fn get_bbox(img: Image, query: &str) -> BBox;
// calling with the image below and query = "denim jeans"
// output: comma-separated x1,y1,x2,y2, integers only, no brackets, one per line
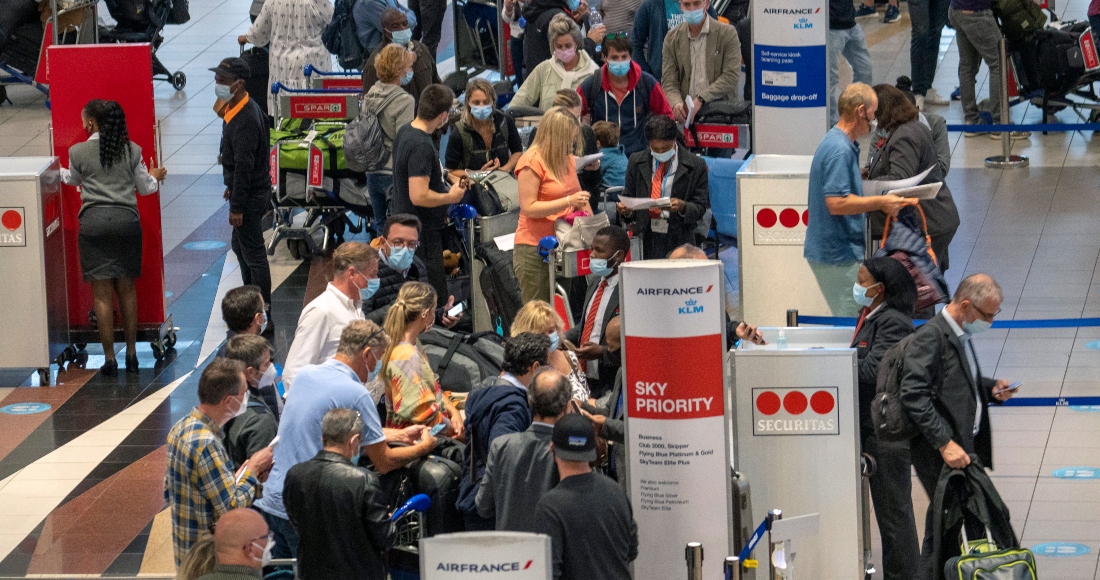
827,26,874,126
258,508,299,560
909,0,951,95
365,173,392,235
949,8,1003,123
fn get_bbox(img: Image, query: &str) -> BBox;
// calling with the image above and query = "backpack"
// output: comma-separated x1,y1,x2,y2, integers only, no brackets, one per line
871,330,943,442
345,90,402,173
322,0,364,70
467,171,519,216
992,0,1046,43
167,0,190,24
419,328,505,392
475,241,525,336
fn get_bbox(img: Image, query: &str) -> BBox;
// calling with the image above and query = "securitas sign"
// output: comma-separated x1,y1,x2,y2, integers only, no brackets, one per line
752,387,839,436
753,204,808,246
0,207,26,247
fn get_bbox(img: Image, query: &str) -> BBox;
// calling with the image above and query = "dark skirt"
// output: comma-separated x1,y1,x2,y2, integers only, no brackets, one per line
78,205,143,281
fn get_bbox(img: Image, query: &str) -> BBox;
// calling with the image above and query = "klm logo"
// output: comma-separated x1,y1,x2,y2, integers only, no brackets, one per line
794,18,812,28
678,299,704,315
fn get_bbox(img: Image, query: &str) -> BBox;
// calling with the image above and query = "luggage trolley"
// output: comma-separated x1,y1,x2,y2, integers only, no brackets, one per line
462,208,520,334
454,0,507,76
303,64,363,90
268,82,371,259
0,0,97,104
683,100,753,160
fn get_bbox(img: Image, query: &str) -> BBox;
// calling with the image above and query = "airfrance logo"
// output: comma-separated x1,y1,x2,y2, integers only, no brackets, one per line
679,299,704,315
436,561,534,572
636,285,713,296
762,7,819,13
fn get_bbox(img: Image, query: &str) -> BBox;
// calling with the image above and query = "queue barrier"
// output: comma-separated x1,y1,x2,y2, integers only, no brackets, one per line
944,122,1100,133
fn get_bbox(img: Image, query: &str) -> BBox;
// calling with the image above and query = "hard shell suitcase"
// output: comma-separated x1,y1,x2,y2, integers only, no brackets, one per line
474,242,524,336
730,469,757,580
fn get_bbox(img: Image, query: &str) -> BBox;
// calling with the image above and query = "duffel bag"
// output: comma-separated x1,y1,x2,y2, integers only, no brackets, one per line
419,328,505,392
992,0,1046,43
944,525,1037,580
270,119,349,172
1032,27,1085,95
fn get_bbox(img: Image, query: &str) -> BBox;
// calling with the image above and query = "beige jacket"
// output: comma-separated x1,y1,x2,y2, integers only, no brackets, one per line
510,50,599,111
661,16,742,108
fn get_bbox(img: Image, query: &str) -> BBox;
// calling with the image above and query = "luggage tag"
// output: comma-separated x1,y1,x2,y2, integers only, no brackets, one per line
652,217,669,234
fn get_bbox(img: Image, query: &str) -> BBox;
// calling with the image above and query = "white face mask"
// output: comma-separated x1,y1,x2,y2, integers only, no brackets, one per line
231,390,250,419
259,364,277,389
252,538,275,567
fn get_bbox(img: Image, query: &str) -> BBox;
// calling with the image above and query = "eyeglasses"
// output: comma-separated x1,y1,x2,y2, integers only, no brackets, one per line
366,328,386,347
388,239,420,251
605,32,628,39
970,303,1000,321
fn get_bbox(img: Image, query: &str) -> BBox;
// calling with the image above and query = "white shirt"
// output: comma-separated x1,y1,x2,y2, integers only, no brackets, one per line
941,310,982,435
500,372,527,391
586,273,620,379
282,283,364,392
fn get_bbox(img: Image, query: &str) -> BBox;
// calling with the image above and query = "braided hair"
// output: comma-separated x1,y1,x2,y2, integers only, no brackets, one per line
83,100,131,169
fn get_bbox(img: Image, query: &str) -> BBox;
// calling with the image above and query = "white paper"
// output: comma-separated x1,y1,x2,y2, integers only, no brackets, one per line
862,166,934,197
268,435,280,448
890,182,942,200
619,196,672,210
761,70,798,87
574,152,604,171
493,232,516,251
686,95,697,126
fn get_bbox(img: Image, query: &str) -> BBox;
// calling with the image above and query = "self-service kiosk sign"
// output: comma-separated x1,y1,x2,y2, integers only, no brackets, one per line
752,386,839,435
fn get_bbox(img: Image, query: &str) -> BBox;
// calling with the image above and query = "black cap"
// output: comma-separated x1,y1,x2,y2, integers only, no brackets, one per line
209,57,250,81
552,414,596,462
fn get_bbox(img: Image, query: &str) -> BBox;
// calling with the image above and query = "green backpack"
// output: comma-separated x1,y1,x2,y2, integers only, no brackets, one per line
992,0,1047,43
270,118,349,172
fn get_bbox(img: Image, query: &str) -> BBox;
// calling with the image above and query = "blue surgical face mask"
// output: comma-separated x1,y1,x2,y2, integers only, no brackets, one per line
590,252,619,278
361,277,380,300
651,147,675,163
385,245,415,271
214,83,233,101
963,318,992,335
567,0,581,11
401,70,414,85
391,28,413,45
471,105,494,121
368,354,383,381
548,331,561,352
852,282,876,307
683,8,706,25
351,451,361,465
608,59,631,77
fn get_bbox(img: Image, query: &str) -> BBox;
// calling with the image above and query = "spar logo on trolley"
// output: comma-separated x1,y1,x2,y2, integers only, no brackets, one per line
752,386,839,435
752,205,808,246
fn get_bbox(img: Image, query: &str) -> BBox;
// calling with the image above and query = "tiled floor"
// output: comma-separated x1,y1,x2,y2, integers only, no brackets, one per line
1,0,1100,576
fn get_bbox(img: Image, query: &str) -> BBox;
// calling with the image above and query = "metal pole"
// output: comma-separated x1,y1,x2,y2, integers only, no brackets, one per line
785,309,799,327
685,542,703,580
725,556,742,580
985,36,1029,168
766,509,782,580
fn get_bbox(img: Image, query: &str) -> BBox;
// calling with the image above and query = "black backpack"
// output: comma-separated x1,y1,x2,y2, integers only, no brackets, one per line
419,328,505,392
167,0,190,24
871,330,942,442
322,0,364,70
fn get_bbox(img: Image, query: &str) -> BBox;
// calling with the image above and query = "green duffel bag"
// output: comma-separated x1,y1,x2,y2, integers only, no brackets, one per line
270,119,348,172
944,547,1037,579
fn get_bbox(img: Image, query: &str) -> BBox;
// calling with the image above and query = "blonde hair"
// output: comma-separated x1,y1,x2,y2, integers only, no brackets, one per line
530,106,581,181
547,12,583,51
375,43,415,84
511,301,564,339
838,82,877,118
462,78,497,126
381,282,437,382
332,241,378,275
176,535,216,580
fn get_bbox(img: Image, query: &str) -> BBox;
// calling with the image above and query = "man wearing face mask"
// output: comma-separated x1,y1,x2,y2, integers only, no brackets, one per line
617,115,708,259
221,335,280,469
565,226,631,399
166,359,276,567
283,409,395,580
211,58,273,322
899,273,1016,580
217,285,283,416
804,83,918,317
457,333,552,530
361,8,441,109
661,0,742,124
256,320,436,562
194,508,273,580
282,242,379,392
577,35,674,156
354,0,418,55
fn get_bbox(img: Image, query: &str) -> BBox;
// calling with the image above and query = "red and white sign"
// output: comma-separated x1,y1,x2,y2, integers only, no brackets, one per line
270,146,280,187
622,261,731,580
682,124,746,149
753,204,809,246
307,144,324,188
752,387,839,436
320,78,364,89
422,532,550,579
1080,28,1100,71
289,95,349,119
0,207,26,247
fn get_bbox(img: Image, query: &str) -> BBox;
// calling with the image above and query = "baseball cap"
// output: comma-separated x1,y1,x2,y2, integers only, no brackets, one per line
209,58,251,81
552,414,596,462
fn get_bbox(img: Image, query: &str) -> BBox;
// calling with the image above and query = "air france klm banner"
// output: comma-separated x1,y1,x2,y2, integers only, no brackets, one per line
621,261,732,580
422,532,550,579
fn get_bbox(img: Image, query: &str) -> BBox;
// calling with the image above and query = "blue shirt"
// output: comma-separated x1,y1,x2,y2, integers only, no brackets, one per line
804,127,865,265
599,146,628,191
255,359,386,520
353,0,418,54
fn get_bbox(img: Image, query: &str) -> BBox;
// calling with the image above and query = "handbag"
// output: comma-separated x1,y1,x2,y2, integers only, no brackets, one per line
873,205,949,311
555,211,610,251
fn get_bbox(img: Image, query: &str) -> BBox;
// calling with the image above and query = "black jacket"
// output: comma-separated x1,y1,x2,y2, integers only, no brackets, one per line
457,376,532,517
564,274,621,398
929,463,1018,580
363,254,430,324
222,387,279,468
899,314,998,468
284,451,394,580
851,306,914,434
221,95,271,213
620,146,710,257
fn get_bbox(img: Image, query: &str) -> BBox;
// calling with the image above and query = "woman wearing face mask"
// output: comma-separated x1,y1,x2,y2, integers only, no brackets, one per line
445,78,524,179
511,13,599,111
577,35,674,156
511,301,589,401
362,44,418,235
866,84,960,283
850,256,922,580
381,282,465,438
61,99,167,376
237,0,333,115
514,107,593,302
523,0,605,73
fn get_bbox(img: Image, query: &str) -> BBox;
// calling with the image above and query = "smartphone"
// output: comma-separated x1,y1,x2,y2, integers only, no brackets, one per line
429,423,447,437
447,302,466,317
998,381,1023,393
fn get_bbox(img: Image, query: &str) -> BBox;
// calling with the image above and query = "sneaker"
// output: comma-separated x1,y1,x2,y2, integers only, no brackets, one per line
883,4,900,22
1011,130,1032,139
923,87,949,106
854,4,877,17
949,87,961,101
987,132,1003,139
915,94,925,111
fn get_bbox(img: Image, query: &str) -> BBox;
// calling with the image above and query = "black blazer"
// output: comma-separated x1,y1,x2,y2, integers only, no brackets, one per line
851,306,914,433
564,274,621,394
620,145,710,251
899,314,998,468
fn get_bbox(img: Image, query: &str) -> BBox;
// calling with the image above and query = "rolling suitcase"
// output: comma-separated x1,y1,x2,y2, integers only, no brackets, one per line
475,242,524,336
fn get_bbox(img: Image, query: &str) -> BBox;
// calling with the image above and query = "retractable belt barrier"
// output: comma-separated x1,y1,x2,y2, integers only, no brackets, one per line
945,122,1100,133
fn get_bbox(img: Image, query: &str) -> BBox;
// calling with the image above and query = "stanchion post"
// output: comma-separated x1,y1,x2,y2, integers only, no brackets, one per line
766,509,783,580
786,310,799,327
725,556,742,580
985,35,1029,168
685,542,703,580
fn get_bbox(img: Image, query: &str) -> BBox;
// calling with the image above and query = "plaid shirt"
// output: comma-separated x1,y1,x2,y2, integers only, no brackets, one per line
165,408,259,566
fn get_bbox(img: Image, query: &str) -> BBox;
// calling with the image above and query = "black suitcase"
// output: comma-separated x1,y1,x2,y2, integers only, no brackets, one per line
731,470,755,571
1033,27,1085,95
0,21,42,74
413,454,465,536
475,242,524,336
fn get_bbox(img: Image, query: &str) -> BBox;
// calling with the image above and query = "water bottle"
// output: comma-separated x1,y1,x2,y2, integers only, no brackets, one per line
589,10,603,52
776,329,788,350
